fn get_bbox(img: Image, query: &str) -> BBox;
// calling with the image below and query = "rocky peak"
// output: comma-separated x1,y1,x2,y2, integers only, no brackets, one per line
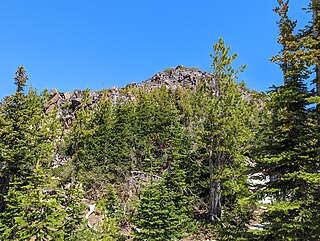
126,65,213,90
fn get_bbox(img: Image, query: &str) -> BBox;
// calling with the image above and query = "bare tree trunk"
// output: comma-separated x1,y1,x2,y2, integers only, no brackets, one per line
213,138,222,219
208,137,222,220
208,138,214,220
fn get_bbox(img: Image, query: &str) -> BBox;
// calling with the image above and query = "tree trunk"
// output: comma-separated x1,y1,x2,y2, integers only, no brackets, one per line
208,137,222,220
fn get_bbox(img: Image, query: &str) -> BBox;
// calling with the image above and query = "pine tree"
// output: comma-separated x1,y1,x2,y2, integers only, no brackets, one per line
60,91,121,191
97,184,121,220
192,39,254,228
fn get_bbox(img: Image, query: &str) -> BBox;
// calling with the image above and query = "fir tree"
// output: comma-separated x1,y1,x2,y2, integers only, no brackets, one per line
0,68,57,181
0,66,60,207
134,169,190,241
0,168,67,240
254,80,318,240
251,1,320,239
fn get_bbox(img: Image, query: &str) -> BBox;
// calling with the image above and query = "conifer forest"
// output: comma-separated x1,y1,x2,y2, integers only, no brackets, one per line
1,1,320,240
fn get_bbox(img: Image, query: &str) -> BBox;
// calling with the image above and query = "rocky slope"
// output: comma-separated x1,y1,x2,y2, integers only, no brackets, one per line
45,66,215,126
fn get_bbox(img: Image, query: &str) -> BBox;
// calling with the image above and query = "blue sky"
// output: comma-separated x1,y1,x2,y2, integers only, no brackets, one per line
0,1,310,99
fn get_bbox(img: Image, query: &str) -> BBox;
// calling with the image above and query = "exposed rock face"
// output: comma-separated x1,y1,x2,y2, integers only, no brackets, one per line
45,89,104,128
126,65,213,90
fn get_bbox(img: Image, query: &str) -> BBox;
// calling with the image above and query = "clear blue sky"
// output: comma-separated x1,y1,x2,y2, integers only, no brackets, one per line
0,0,310,99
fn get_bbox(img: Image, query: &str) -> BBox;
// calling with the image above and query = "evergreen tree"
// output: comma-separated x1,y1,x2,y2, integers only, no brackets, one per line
298,0,320,113
134,86,186,175
192,39,254,228
251,1,320,239
0,168,67,240
63,89,97,182
134,169,190,241
97,184,121,220
0,66,59,182
93,184,124,241
0,67,91,240
0,66,61,209
254,81,318,240
74,88,138,187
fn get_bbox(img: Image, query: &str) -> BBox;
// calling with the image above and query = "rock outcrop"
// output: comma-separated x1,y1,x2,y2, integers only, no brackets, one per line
45,88,103,128
126,65,213,90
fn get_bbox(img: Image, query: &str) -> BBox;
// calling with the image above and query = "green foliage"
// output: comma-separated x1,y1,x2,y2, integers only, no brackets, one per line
64,89,97,179
0,51,263,241
0,168,66,240
14,65,28,93
190,38,255,234
0,87,59,181
250,1,320,239
134,169,191,241
62,184,94,241
253,80,320,240
97,184,121,220
0,66,62,219
0,165,91,241
0,67,92,241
